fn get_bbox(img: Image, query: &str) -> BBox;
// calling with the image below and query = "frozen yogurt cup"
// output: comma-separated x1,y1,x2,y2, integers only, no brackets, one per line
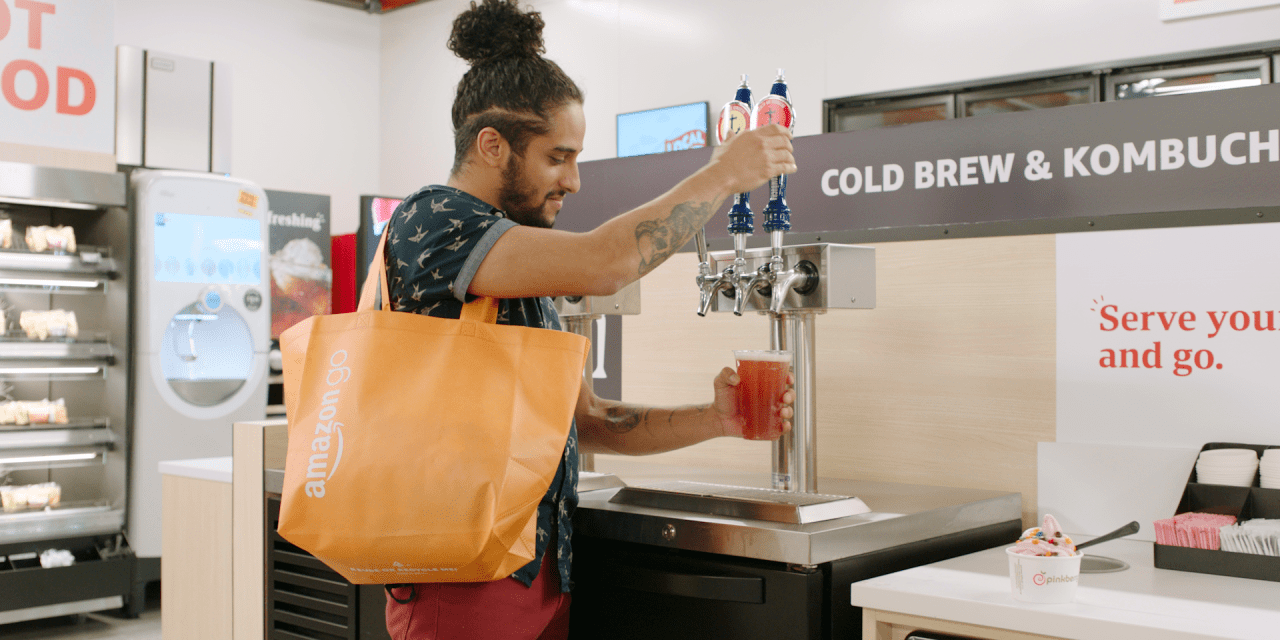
1007,514,1081,604
1011,513,1079,557
1007,548,1082,603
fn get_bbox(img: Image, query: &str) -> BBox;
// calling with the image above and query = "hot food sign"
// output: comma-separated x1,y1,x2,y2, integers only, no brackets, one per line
0,0,115,156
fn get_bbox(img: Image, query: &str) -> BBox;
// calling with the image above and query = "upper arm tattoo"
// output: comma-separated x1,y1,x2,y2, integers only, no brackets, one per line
635,200,715,276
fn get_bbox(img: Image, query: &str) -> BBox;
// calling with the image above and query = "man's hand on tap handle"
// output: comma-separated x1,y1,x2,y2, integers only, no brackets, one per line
707,124,797,196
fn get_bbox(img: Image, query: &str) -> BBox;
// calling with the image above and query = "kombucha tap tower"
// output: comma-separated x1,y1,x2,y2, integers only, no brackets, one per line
695,71,877,493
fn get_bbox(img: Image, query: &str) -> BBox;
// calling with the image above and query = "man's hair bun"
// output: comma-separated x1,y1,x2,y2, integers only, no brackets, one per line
449,0,546,66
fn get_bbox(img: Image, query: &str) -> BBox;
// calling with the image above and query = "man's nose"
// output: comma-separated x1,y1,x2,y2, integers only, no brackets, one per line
561,161,581,194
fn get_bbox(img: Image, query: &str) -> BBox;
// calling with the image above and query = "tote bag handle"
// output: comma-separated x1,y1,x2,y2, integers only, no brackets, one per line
358,226,500,322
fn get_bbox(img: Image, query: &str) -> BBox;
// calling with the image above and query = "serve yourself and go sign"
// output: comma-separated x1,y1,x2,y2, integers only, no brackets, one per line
1,0,115,155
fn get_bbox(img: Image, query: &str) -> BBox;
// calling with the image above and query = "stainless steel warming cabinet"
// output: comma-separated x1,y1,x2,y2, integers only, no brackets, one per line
569,464,1021,639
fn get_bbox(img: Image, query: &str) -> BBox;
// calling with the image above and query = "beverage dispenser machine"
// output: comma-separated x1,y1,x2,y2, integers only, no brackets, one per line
129,170,271,578
569,74,1022,640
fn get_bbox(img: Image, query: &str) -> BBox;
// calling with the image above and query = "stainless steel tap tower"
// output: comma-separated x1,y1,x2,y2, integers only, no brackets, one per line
697,71,876,493
555,283,641,490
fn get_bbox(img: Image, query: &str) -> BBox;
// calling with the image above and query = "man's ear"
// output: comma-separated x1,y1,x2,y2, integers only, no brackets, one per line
475,127,508,169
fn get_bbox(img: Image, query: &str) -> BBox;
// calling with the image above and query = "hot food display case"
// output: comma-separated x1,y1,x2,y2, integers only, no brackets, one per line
0,161,138,623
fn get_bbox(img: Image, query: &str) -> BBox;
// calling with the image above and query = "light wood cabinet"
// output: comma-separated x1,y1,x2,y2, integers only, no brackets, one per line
161,473,233,640
863,609,1065,640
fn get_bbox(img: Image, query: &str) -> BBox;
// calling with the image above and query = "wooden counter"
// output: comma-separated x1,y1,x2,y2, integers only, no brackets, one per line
159,457,233,640
231,419,288,640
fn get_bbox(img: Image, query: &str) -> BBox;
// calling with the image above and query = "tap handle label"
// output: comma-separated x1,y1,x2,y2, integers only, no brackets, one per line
756,78,793,233
720,97,754,235
753,95,794,132
717,101,752,144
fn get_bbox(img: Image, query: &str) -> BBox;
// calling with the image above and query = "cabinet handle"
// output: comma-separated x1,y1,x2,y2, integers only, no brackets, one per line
605,562,764,604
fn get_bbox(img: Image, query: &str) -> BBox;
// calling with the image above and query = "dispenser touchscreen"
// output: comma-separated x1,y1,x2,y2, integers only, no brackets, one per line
154,212,263,285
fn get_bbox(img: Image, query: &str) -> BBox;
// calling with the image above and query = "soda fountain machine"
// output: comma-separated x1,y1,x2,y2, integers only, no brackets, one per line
569,73,1023,639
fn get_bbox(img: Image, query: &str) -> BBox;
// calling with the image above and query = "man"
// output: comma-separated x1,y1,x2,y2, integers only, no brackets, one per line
382,1,797,638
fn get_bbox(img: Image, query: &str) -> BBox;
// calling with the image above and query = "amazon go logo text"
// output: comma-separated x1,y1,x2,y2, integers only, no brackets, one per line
305,350,349,498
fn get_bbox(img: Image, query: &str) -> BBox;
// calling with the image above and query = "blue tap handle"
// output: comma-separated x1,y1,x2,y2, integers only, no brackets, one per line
762,174,790,233
755,70,794,234
718,75,754,236
727,192,753,235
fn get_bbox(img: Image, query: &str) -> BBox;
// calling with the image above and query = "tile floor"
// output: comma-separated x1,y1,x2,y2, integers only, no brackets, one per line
0,584,160,640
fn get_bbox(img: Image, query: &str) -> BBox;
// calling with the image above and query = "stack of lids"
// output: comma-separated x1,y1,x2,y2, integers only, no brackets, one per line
1260,449,1280,489
1195,448,1258,487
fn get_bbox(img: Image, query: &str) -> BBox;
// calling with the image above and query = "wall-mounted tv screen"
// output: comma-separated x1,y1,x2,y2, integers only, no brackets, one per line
616,102,709,158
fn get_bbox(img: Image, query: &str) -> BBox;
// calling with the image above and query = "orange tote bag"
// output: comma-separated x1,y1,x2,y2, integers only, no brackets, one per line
276,231,588,584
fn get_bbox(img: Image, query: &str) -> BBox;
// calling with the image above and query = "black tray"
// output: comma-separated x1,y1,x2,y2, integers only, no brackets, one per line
1152,442,1280,583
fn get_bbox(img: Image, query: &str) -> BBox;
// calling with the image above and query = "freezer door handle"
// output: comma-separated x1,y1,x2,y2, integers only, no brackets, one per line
605,561,764,604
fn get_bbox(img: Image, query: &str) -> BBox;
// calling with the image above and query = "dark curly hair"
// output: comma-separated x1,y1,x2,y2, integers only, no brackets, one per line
448,0,584,175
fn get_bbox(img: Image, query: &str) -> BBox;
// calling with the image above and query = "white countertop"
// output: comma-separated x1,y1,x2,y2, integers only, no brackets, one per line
158,456,233,484
850,538,1280,640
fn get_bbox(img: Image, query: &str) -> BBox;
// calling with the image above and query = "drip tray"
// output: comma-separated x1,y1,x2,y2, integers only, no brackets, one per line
579,471,627,492
609,480,871,524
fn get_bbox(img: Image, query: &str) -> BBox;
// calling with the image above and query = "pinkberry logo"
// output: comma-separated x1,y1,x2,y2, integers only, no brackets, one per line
1033,571,1077,586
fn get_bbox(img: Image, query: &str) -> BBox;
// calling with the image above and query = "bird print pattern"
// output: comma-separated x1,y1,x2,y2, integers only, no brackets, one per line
383,184,579,592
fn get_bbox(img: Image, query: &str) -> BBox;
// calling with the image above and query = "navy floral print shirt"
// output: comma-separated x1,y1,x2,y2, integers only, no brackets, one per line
383,185,578,592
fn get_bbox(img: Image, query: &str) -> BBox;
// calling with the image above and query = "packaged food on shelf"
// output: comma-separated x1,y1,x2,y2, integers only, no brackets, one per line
0,398,69,425
24,225,77,253
19,309,78,340
0,219,11,249
39,548,75,568
0,482,62,511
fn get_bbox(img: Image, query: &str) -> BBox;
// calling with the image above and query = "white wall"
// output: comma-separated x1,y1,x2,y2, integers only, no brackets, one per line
115,0,380,235
106,0,1280,230
378,0,1280,198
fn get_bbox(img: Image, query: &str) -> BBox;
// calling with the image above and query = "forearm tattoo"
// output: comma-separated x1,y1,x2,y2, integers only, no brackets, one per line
604,405,648,434
635,200,714,276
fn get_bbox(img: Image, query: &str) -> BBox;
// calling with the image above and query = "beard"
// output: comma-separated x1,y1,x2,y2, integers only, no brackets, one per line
497,153,562,229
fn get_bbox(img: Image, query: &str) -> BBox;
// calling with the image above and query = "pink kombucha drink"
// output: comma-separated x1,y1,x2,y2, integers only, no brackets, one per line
733,350,792,440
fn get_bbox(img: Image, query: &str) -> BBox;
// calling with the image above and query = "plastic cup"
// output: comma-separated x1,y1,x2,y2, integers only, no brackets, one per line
733,350,791,441
1006,548,1082,604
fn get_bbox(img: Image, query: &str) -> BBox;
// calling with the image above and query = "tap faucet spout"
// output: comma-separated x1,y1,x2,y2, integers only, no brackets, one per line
769,261,818,314
733,263,773,315
697,266,737,317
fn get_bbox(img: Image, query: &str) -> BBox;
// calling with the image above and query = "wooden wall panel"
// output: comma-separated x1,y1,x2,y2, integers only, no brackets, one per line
602,235,1055,526
0,142,117,173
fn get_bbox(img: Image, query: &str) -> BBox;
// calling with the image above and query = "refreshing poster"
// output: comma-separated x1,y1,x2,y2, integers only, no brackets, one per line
265,189,331,339
1056,223,1280,446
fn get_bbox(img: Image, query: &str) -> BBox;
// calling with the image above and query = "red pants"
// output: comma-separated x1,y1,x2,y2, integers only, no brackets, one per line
384,550,571,640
